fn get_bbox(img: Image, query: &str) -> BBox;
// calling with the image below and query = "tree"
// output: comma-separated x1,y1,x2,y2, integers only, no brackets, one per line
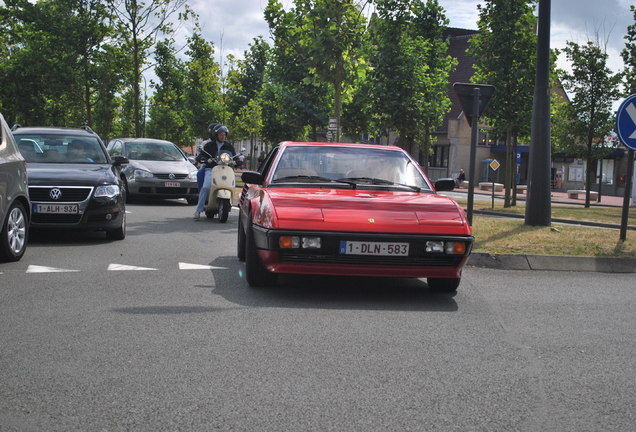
468,0,537,207
182,27,223,146
265,0,366,140
367,0,456,171
560,39,621,207
145,38,187,144
108,0,190,137
622,5,636,95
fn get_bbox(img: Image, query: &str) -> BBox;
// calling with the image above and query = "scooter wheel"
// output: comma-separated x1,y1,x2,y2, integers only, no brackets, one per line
218,199,231,223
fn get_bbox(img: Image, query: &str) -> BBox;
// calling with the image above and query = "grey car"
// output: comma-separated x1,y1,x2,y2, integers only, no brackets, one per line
0,113,30,261
107,138,198,204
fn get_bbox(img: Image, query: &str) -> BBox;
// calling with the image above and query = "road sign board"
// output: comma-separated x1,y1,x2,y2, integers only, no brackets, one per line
453,83,496,126
489,159,500,171
616,94,636,151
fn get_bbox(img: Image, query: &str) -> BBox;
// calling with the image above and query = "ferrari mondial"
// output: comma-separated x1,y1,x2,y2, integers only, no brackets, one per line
237,142,473,292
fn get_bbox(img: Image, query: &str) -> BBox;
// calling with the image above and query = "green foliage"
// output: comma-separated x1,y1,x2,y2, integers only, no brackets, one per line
468,0,537,140
559,39,622,206
366,0,455,161
264,0,366,139
622,5,636,95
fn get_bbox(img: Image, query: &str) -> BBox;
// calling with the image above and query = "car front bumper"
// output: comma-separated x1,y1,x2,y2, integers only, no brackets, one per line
252,226,474,278
127,177,198,199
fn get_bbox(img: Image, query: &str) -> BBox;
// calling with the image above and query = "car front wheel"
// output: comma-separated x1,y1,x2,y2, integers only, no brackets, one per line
0,201,29,262
237,213,246,262
245,218,277,287
106,211,126,241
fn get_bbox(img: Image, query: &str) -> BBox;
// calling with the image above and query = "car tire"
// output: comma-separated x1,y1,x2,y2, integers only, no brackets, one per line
106,211,126,241
186,197,198,205
0,201,29,262
237,213,246,262
218,199,230,223
245,218,276,287
427,277,461,292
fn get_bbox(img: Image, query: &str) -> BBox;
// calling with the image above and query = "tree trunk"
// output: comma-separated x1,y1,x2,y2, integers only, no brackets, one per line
511,136,518,206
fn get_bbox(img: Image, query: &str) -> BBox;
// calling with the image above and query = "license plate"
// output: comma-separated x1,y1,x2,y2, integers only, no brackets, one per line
164,182,181,187
339,241,409,256
34,203,79,214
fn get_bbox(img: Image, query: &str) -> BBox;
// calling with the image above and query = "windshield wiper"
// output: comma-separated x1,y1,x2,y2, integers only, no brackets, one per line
337,177,422,192
272,175,356,186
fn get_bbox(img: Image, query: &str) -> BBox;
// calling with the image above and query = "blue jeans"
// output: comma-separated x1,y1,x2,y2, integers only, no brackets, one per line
195,168,212,213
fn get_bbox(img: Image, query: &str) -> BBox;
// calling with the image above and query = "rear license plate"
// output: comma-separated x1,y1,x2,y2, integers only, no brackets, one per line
339,241,409,256
164,182,181,187
34,203,79,214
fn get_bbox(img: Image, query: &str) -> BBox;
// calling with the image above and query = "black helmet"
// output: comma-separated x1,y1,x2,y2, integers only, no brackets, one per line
207,123,219,139
214,124,229,137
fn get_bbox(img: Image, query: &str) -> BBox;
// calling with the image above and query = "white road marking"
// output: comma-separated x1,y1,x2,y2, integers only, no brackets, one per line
107,263,157,271
26,265,80,273
178,262,227,270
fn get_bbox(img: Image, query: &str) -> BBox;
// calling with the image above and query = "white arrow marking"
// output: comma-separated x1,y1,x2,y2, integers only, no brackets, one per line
627,102,636,139
178,262,227,270
107,264,157,271
26,265,80,273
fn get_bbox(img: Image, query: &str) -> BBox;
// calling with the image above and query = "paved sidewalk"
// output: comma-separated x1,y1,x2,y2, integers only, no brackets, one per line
457,184,629,207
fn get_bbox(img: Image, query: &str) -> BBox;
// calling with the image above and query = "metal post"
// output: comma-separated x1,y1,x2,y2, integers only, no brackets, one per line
466,87,480,226
525,0,552,226
620,149,634,241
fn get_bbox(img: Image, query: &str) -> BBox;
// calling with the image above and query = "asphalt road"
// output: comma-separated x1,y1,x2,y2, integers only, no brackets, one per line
1,200,635,431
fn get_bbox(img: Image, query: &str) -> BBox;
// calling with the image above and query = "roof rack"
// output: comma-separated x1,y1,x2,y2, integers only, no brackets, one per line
11,123,21,131
80,125,96,134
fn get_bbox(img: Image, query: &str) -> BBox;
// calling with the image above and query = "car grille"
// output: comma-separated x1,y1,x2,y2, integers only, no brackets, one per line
155,173,189,180
31,213,83,224
29,186,92,202
278,253,464,267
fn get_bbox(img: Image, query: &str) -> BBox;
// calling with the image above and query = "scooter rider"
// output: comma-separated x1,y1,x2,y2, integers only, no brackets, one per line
193,124,236,220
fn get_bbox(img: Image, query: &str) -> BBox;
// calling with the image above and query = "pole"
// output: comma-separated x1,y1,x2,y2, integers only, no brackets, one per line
466,87,480,226
620,149,634,241
525,0,552,226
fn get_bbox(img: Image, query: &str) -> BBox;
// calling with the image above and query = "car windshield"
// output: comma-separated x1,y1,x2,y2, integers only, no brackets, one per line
124,141,185,161
15,134,108,164
271,145,431,191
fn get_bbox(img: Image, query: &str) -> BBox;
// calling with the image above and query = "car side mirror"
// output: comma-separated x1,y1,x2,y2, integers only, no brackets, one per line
112,155,129,166
434,178,456,192
241,170,263,185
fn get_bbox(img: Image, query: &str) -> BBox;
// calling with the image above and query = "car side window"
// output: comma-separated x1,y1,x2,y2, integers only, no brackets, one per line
259,147,279,175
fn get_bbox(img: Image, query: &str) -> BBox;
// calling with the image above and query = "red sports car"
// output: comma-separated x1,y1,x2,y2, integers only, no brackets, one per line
237,142,473,291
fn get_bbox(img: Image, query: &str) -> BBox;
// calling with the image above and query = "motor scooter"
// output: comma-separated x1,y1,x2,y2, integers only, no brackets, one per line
203,151,236,223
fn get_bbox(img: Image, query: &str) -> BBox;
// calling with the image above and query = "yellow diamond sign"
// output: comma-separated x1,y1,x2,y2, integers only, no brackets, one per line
489,159,500,171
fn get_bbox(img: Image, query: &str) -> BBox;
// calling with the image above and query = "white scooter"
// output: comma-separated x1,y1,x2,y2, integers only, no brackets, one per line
203,151,236,223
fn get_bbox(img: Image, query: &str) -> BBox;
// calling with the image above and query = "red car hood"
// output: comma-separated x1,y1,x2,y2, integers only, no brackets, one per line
265,188,470,235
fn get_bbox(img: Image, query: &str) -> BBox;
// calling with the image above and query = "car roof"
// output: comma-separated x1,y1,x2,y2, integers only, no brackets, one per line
278,141,404,152
12,126,98,137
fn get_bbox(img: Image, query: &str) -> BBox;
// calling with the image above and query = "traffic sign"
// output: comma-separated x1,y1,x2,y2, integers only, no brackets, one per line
489,159,500,171
616,94,636,150
453,83,496,126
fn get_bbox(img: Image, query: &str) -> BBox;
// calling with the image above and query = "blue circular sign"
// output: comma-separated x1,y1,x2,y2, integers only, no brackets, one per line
616,94,636,151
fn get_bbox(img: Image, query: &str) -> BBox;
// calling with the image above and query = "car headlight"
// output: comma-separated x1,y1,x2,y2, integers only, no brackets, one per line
188,170,198,180
133,169,154,179
95,185,120,198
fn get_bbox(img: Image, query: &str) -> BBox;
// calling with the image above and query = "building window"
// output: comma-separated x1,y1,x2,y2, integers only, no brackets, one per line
430,145,449,168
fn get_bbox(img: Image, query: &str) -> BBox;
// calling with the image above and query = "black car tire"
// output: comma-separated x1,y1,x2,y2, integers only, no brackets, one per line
0,201,29,262
237,213,246,262
186,197,198,205
106,211,126,241
218,199,230,223
245,218,276,287
427,277,461,292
